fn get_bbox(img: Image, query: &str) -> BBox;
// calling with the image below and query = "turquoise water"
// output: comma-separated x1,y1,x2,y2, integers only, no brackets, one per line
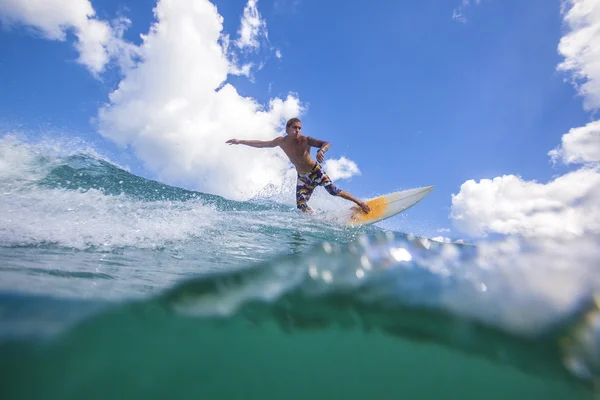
0,136,598,399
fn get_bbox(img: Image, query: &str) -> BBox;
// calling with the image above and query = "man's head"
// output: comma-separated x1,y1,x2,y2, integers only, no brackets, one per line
286,118,302,137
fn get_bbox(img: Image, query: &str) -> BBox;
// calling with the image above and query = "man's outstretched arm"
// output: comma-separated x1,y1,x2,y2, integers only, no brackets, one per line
226,137,282,148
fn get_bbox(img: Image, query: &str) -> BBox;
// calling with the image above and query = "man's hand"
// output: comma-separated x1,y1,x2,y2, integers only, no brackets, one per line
350,201,371,215
226,139,240,145
359,201,370,214
316,149,325,163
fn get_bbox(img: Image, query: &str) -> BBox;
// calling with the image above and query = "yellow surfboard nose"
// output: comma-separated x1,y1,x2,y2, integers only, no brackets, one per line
344,186,434,226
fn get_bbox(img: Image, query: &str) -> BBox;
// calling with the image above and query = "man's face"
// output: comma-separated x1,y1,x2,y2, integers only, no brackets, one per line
286,122,302,137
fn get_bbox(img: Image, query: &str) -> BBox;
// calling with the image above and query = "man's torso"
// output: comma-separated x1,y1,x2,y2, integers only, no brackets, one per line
278,135,316,174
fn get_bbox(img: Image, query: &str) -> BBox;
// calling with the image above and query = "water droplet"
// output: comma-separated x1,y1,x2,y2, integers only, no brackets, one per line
390,247,412,262
360,255,372,270
308,264,318,279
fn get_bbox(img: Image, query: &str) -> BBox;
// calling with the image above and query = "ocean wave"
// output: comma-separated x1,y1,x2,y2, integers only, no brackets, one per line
0,136,355,251
1,136,599,398
1,231,599,395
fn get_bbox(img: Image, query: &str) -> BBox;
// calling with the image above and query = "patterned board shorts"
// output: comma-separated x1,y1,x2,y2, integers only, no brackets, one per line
296,163,342,211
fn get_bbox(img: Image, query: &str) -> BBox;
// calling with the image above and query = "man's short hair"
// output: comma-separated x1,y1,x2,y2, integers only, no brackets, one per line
286,118,301,128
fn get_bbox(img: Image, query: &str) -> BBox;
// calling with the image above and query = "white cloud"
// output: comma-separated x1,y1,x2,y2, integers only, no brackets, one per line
96,0,358,202
549,120,600,165
323,157,361,181
450,0,600,241
450,169,600,238
219,0,279,79
0,0,93,40
0,0,360,204
229,62,254,78
557,0,600,111
0,0,137,75
235,0,267,51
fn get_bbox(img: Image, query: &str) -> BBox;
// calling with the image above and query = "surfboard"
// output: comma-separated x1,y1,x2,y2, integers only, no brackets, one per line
338,185,434,226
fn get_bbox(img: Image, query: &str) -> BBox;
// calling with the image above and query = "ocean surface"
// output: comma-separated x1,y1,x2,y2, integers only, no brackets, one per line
1,135,599,399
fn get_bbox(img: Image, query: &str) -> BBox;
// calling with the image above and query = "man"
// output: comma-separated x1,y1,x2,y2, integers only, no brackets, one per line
226,118,370,214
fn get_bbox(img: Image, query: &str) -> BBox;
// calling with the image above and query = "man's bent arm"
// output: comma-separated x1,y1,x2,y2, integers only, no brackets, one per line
307,137,331,152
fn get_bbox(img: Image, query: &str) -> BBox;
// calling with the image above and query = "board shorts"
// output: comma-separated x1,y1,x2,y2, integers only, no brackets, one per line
296,163,342,211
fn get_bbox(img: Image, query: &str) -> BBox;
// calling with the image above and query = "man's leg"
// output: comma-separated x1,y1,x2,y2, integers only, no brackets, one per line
296,176,315,213
319,172,370,214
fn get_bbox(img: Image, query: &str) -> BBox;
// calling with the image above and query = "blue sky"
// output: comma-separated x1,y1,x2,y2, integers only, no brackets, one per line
1,0,599,242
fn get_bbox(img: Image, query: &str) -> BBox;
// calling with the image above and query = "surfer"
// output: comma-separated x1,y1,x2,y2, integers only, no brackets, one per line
226,118,370,214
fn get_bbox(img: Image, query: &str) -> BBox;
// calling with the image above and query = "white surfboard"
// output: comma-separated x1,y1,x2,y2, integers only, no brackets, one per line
334,185,434,226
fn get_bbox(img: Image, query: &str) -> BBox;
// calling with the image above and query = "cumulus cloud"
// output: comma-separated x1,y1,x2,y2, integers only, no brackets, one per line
450,0,600,240
96,0,360,202
557,0,600,111
0,0,94,41
323,157,360,181
0,0,362,203
450,169,600,237
97,0,294,200
0,0,137,75
549,120,600,165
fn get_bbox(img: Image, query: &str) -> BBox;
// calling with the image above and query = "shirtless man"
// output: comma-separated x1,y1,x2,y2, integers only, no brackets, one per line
226,118,370,214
